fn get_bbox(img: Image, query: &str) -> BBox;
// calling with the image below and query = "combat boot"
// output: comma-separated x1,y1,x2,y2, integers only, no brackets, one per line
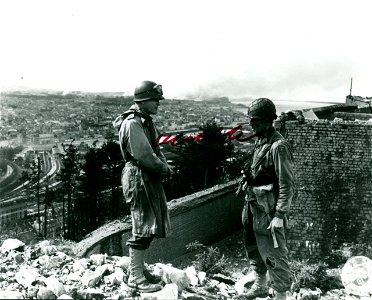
143,263,162,284
127,247,162,293
235,271,269,299
141,249,162,284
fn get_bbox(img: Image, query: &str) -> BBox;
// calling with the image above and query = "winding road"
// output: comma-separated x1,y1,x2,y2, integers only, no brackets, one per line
0,151,61,203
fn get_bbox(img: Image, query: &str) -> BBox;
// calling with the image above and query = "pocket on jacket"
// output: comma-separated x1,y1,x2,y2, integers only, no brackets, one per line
121,166,142,204
253,184,276,215
251,203,272,235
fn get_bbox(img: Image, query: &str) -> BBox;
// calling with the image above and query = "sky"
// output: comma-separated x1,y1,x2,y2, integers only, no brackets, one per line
1,0,371,102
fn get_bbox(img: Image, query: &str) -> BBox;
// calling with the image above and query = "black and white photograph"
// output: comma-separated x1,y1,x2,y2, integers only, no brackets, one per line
1,1,371,299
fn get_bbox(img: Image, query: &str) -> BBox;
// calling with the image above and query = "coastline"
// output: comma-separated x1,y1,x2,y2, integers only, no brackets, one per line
231,99,344,114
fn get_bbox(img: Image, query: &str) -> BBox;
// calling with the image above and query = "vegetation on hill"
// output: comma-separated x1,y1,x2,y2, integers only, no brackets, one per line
3,120,250,242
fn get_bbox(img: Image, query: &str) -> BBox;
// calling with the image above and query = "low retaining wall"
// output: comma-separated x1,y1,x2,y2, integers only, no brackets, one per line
74,181,244,263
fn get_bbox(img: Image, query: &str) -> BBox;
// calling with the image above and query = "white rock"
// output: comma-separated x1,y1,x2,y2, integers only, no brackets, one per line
67,272,82,282
234,271,256,295
73,259,88,272
1,239,25,253
94,264,110,279
56,251,67,260
81,269,100,288
45,275,66,297
154,263,191,292
0,290,24,299
115,256,130,270
37,286,57,299
38,254,50,265
26,286,39,298
44,256,64,269
197,271,207,286
37,240,51,248
103,268,124,286
185,266,198,286
41,245,58,256
57,294,74,300
6,271,15,277
15,265,40,287
141,283,178,300
185,266,197,276
77,288,104,300
217,281,228,291
90,254,106,266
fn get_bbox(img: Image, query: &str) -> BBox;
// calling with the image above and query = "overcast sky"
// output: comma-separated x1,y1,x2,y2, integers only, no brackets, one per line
1,0,371,102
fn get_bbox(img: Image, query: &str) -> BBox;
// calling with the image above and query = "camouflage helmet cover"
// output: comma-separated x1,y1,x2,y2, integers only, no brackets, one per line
247,98,277,121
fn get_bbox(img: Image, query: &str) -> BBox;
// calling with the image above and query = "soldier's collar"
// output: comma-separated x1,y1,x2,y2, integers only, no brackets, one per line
137,111,152,125
257,127,275,145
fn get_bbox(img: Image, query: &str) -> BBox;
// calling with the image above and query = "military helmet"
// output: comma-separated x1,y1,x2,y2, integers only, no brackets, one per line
247,98,277,121
134,80,164,102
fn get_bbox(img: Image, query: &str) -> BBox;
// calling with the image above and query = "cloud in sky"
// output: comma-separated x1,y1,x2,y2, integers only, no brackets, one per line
1,0,371,101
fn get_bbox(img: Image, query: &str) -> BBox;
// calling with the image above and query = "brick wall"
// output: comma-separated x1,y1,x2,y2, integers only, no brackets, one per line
283,119,372,259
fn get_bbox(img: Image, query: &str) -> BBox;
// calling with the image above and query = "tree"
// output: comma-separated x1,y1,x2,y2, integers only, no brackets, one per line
198,120,235,186
0,145,23,162
101,141,126,220
58,143,80,240
78,145,105,235
42,175,53,237
166,120,236,199
21,154,43,236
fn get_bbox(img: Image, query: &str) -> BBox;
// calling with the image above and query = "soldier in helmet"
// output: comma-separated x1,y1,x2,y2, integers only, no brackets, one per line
113,80,171,293
237,98,294,300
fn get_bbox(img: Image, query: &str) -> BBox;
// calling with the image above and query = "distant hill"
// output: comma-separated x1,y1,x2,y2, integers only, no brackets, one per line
1,86,129,98
230,96,254,103
1,86,63,95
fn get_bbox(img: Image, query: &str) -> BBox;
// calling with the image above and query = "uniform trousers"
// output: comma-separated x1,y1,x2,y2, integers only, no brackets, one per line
127,235,154,250
242,200,292,292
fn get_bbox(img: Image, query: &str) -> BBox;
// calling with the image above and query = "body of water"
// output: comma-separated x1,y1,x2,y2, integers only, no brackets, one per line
231,100,345,115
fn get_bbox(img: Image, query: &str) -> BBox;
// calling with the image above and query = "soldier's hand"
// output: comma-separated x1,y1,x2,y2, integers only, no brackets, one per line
168,165,174,176
267,217,284,230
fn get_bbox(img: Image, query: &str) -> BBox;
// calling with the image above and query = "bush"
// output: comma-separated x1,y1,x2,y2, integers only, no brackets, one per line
325,242,372,268
324,245,353,268
290,260,343,293
186,240,228,275
348,242,372,260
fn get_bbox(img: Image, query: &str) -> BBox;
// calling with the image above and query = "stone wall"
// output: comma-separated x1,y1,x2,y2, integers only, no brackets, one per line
74,181,244,263
284,119,372,259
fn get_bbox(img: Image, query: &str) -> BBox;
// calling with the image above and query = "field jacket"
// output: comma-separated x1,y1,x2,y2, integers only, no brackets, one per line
113,105,171,238
248,127,294,219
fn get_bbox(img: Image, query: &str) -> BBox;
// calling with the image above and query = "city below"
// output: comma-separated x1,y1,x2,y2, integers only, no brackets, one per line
0,88,249,230
0,87,354,232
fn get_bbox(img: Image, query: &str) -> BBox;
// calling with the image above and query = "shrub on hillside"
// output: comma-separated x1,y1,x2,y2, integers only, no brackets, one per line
290,260,343,293
325,242,372,268
186,240,228,275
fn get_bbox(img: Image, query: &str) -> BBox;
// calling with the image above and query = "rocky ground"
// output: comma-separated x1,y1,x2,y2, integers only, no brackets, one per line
0,231,371,299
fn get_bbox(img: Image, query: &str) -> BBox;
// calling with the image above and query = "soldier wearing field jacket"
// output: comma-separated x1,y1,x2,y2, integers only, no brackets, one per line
238,98,295,300
113,80,171,293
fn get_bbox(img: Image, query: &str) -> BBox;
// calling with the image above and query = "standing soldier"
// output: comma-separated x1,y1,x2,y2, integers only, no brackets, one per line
113,80,171,293
238,98,295,300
